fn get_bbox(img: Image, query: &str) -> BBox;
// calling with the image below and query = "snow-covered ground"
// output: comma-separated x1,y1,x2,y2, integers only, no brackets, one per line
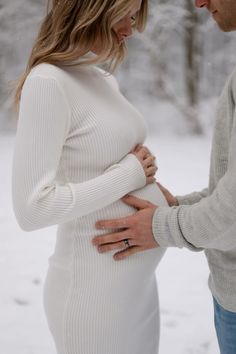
0,131,220,354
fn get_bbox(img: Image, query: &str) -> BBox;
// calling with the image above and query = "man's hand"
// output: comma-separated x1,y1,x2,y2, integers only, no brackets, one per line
92,195,159,261
157,182,179,207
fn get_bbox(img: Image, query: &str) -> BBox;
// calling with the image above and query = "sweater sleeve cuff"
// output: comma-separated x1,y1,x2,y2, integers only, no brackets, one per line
152,206,182,247
152,206,199,251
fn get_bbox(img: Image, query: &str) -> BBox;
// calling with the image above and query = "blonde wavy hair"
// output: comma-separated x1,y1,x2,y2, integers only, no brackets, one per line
14,0,148,109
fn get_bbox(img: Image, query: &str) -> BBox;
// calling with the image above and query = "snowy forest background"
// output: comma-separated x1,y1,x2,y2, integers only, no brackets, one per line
1,0,236,134
1,1,236,354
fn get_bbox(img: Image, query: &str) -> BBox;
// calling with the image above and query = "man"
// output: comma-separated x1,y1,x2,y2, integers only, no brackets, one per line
92,1,236,353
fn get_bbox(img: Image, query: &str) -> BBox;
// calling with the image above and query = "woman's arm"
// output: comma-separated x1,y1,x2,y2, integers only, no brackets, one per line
12,75,149,232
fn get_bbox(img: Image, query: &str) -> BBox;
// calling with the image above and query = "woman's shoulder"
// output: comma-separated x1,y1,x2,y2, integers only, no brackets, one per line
25,63,82,97
27,63,98,87
20,64,68,103
24,63,121,99
27,63,67,82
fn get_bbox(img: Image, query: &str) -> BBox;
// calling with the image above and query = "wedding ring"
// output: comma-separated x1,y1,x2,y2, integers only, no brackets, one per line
124,239,130,247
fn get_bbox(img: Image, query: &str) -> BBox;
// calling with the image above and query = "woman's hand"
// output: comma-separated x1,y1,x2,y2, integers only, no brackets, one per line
131,145,157,184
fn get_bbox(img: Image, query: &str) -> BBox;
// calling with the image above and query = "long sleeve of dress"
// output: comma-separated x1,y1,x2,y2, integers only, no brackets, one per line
12,75,146,231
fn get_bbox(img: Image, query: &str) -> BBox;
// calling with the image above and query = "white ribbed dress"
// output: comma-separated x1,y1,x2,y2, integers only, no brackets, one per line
12,63,168,354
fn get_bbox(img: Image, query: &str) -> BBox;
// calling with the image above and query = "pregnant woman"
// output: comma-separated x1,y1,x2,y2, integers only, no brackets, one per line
12,0,168,353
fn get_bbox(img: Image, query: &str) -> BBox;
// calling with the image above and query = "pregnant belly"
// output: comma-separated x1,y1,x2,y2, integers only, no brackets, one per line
83,183,167,268
54,183,167,272
130,182,168,207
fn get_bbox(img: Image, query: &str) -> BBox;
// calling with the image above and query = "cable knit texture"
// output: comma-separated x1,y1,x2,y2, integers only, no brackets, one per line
152,67,236,312
12,63,168,354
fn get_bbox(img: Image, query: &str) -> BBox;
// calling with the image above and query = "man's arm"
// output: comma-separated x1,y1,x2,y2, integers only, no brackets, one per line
154,107,236,251
157,182,208,206
176,188,208,205
153,170,236,251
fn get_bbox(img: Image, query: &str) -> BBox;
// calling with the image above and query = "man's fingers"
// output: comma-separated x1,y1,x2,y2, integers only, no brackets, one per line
98,241,126,253
113,246,141,261
121,195,151,210
97,239,134,253
92,231,130,246
95,215,132,230
156,182,166,192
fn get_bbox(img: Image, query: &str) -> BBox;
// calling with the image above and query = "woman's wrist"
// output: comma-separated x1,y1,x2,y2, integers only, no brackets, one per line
105,153,146,190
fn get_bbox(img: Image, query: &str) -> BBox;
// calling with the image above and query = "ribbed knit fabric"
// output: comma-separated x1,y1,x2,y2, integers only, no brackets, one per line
12,63,168,354
152,67,236,312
